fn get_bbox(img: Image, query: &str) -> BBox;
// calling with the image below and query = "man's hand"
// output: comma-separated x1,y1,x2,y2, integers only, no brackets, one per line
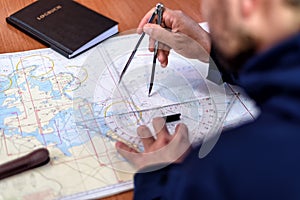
115,117,192,171
137,8,211,67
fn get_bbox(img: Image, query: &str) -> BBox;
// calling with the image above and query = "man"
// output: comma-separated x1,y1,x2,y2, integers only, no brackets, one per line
116,0,300,199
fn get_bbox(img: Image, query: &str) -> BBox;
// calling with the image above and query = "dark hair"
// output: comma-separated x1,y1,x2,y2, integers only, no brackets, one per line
286,0,300,6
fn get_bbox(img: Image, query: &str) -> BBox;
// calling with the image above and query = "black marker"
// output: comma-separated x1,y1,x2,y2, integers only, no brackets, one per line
164,113,181,123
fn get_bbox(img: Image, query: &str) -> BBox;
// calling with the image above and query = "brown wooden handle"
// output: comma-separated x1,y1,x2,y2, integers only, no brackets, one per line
0,148,50,180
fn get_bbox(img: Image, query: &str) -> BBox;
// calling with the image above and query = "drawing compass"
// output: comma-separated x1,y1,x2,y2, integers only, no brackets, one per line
118,3,165,97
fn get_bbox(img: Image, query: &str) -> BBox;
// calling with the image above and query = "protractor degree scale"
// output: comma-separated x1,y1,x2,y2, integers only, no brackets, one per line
102,97,219,151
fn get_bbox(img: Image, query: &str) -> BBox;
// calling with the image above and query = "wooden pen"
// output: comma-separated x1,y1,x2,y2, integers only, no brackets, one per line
0,148,50,180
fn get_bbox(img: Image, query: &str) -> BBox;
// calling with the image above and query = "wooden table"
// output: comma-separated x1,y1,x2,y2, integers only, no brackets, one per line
0,0,203,199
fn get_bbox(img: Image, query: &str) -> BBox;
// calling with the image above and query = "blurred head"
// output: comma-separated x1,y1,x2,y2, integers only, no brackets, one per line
202,0,300,72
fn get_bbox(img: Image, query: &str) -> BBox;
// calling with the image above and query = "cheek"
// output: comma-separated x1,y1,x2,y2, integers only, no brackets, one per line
201,4,209,21
201,0,213,22
210,24,237,58
207,15,236,56
203,1,247,58
208,14,228,45
204,4,226,34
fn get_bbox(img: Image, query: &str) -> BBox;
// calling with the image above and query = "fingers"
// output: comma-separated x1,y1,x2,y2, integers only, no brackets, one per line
115,121,191,170
152,117,170,141
171,123,191,162
115,141,143,170
115,141,139,153
115,141,138,163
148,40,170,67
137,125,155,149
174,123,189,140
144,24,175,48
158,49,170,67
137,7,173,34
137,8,180,67
145,24,171,67
137,8,156,34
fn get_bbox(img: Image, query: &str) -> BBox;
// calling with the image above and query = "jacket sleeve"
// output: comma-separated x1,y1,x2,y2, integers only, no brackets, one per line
133,163,181,200
133,148,226,200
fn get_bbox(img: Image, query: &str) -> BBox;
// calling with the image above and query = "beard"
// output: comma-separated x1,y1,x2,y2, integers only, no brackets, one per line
210,28,258,74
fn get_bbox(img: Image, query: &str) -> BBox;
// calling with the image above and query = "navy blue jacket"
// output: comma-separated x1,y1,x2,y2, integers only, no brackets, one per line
134,33,300,200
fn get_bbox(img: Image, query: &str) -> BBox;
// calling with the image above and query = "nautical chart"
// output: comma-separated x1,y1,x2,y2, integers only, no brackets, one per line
0,33,259,199
74,33,233,153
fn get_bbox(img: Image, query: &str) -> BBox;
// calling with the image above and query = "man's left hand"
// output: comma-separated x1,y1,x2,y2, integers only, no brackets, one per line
115,117,192,171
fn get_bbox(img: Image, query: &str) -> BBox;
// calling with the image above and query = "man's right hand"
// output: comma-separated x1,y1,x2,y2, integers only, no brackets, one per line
137,7,211,67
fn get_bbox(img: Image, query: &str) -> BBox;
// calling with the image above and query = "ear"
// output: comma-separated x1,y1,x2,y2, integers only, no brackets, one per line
241,0,257,18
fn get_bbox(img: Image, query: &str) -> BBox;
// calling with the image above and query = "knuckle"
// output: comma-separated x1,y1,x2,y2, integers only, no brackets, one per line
174,10,184,16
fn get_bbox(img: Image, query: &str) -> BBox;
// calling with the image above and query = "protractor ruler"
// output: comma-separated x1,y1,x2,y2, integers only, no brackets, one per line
101,96,231,151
